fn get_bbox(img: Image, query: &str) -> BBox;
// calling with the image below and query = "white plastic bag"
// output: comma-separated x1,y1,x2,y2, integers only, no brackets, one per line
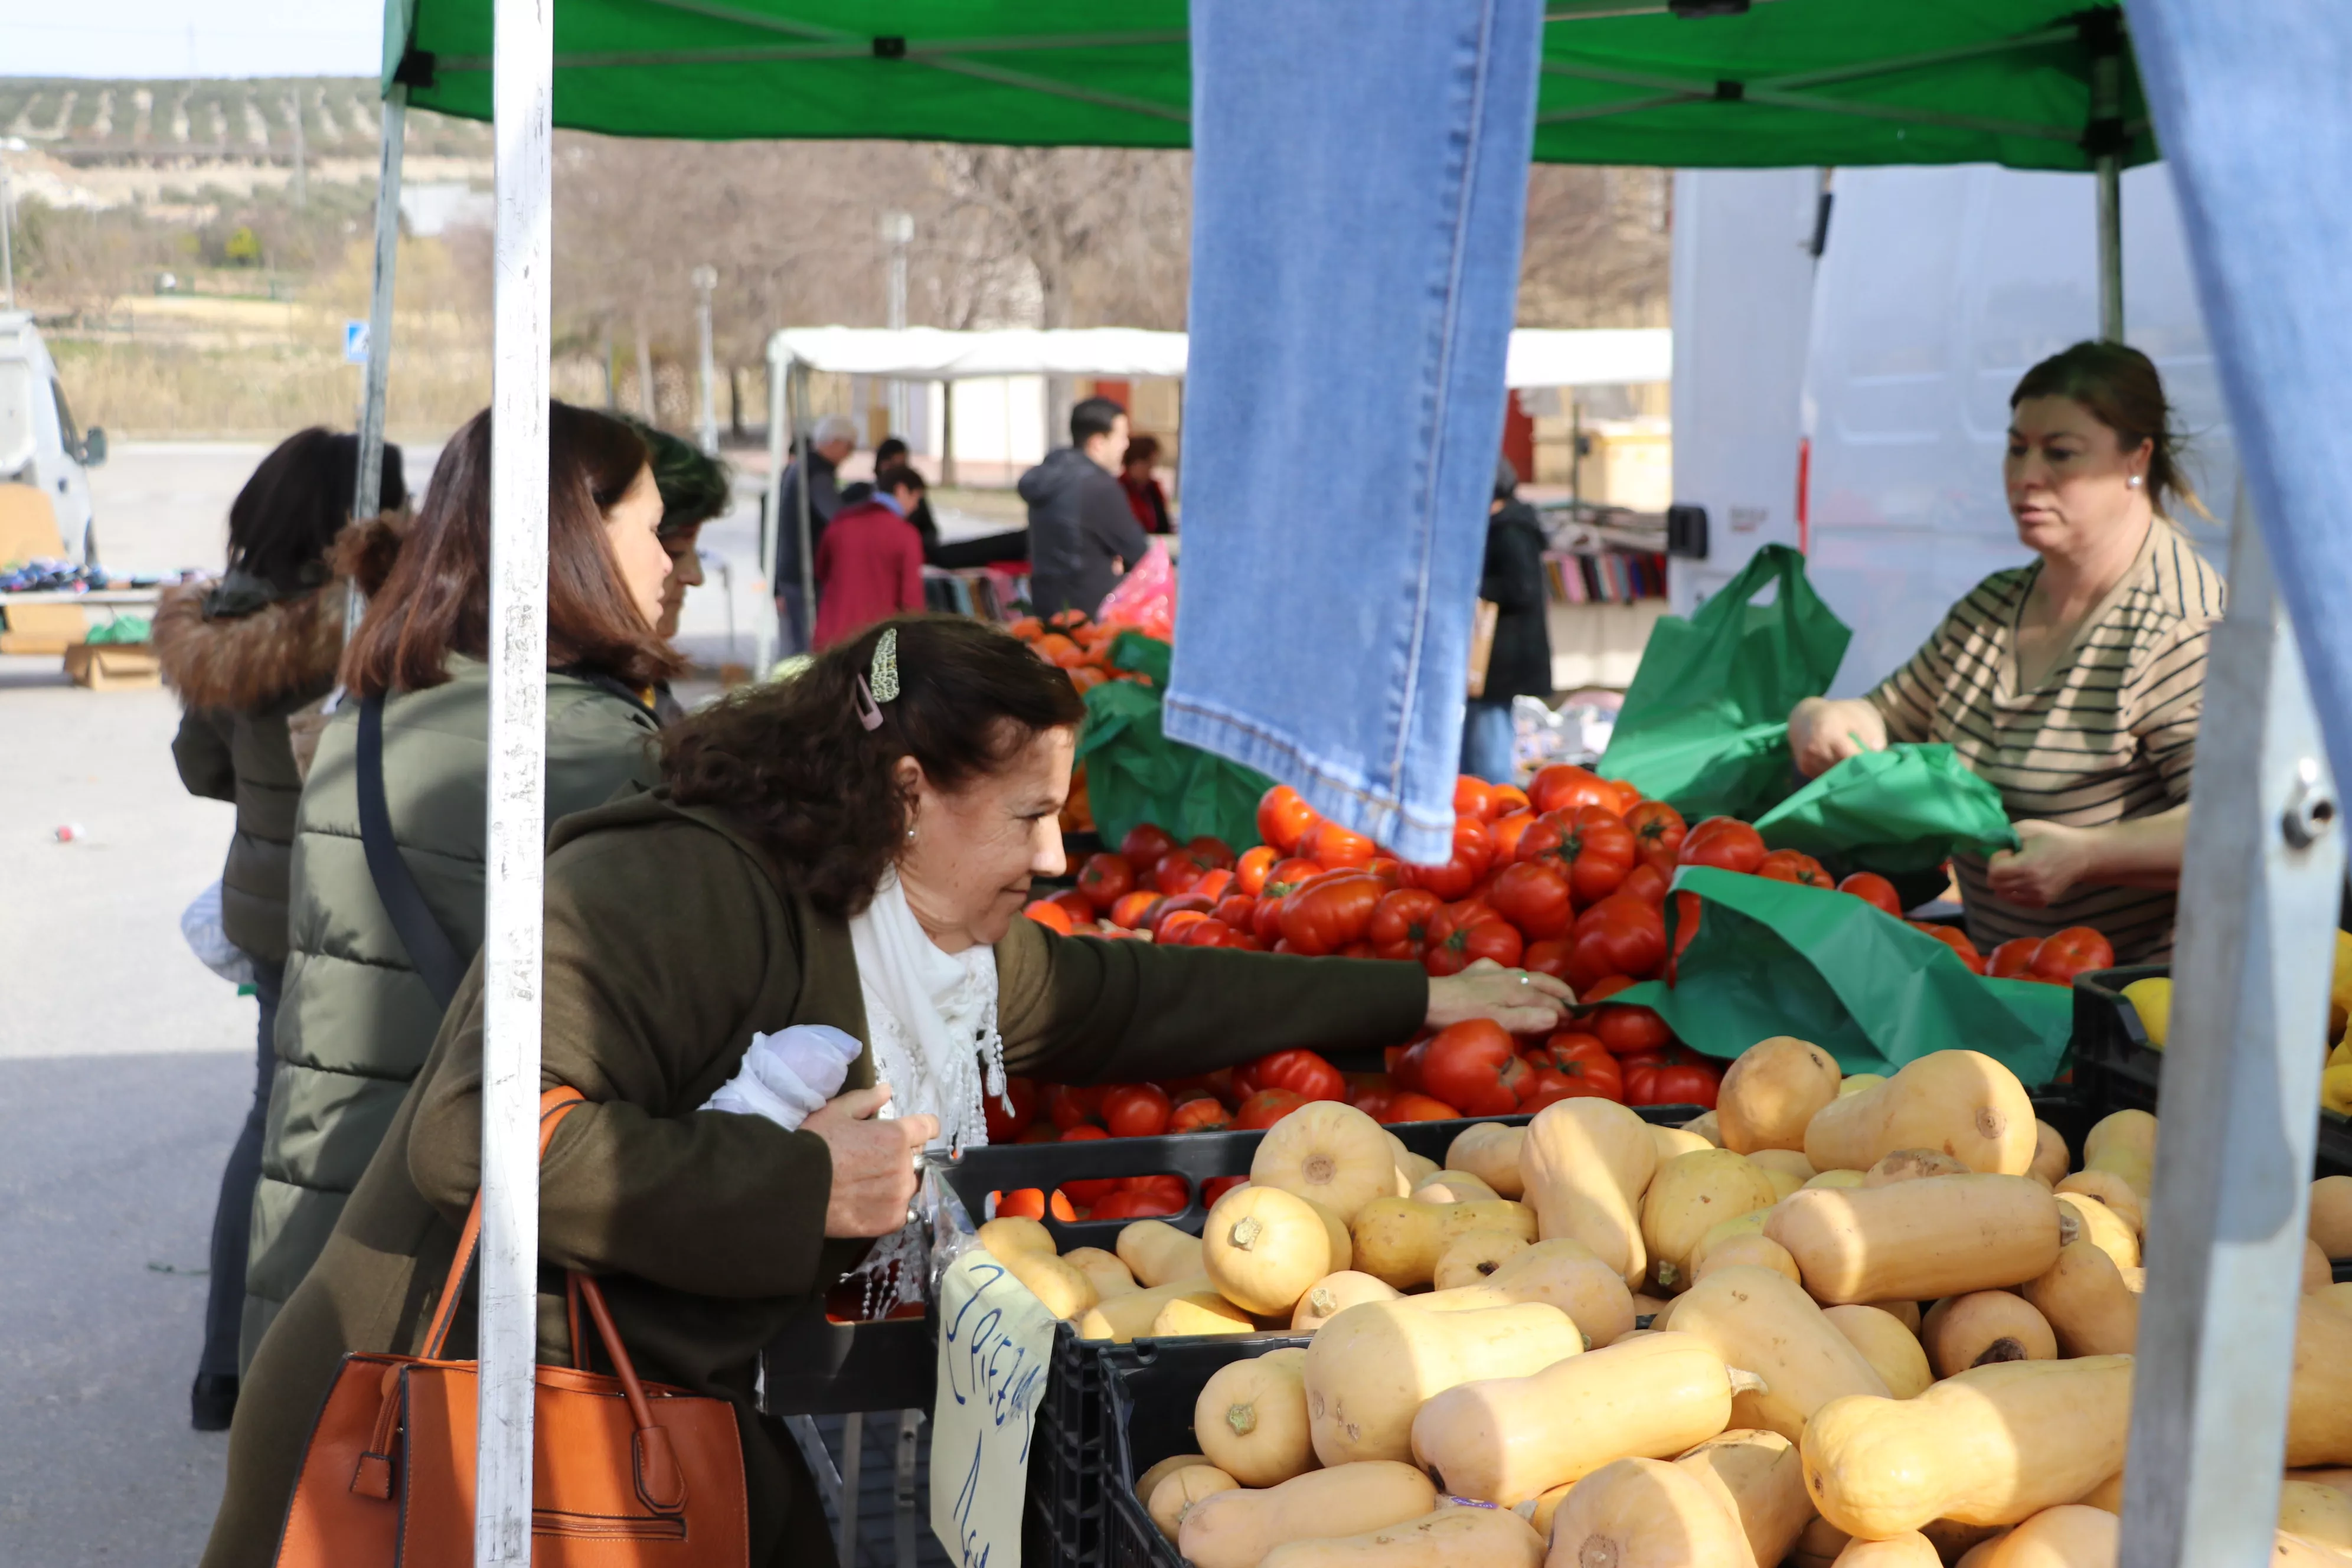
181,880,258,986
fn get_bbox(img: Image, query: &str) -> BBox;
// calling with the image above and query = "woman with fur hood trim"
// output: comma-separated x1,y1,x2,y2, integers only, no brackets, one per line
154,428,407,1433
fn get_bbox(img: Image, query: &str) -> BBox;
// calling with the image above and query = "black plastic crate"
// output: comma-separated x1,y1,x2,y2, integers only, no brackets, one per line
1100,1337,1318,1568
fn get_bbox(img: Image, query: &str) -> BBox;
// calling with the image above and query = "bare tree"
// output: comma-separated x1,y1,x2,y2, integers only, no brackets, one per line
1517,165,1672,328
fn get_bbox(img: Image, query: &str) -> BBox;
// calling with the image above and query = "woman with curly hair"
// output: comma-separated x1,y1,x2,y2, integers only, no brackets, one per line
200,613,1574,1567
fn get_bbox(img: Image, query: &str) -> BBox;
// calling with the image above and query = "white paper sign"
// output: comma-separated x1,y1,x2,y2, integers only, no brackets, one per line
930,1249,1056,1568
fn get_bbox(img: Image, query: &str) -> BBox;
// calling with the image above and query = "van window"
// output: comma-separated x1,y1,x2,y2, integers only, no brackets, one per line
0,360,34,478
50,379,81,453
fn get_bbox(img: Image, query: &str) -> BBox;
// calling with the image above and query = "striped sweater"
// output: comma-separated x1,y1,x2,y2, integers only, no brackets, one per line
1866,520,2224,963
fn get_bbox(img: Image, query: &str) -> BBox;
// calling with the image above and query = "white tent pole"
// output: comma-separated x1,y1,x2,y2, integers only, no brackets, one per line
2090,22,2124,341
476,0,553,1557
354,84,407,525
757,332,788,675
793,362,815,641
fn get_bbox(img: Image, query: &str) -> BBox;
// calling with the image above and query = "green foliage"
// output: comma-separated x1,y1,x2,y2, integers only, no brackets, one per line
224,226,263,266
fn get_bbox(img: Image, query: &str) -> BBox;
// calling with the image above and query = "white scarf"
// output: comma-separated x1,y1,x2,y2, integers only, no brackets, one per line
847,869,1008,1155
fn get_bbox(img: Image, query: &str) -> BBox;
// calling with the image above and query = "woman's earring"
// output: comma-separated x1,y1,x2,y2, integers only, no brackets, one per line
906,826,917,842
2128,475,2144,489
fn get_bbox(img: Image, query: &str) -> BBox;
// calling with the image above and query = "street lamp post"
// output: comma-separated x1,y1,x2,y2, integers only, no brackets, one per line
693,263,720,456
880,211,912,440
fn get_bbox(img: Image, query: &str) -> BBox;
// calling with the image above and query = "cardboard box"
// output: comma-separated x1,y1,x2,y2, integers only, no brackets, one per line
63,642,161,690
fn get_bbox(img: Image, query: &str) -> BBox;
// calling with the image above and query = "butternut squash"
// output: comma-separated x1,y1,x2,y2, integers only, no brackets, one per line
1433,1229,1531,1290
1351,1197,1538,1289
1799,1355,2137,1537
1807,1169,1869,1191
2289,1468,2352,1498
2075,1472,2122,1513
1921,1291,2057,1378
2311,1175,2352,1262
1257,1503,1545,1568
1521,1097,1660,1288
2029,1121,2071,1189
1195,1347,1315,1487
2289,1290,2352,1466
2273,1530,2352,1567
1974,1504,2118,1567
1691,1207,1776,1270
1203,1185,1334,1316
1117,1220,1204,1288
1871,1299,1923,1333
1154,1294,1258,1337
1831,1536,1942,1568
1822,1304,1932,1399
1415,1170,1502,1204
1795,1515,1855,1568
1389,1133,1439,1190
1077,1273,1219,1342
2054,1171,2144,1239
1765,1174,2063,1305
1642,1148,1782,1293
1178,1461,1439,1568
1804,1051,2036,1175
1446,1122,1526,1199
1002,1252,1099,1319
1062,1246,1139,1299
1864,1148,1971,1186
1292,1270,1403,1332
1546,1457,1758,1567
1696,1233,1804,1288
2307,1238,2334,1295
1840,1073,1887,1098
1954,1533,2013,1568
2056,1195,2139,1272
1304,1299,1584,1465
1253,1102,1404,1222
1416,1237,1638,1348
2020,1241,2141,1358
1720,1034,1843,1154
1928,1517,2010,1560
2081,1110,2156,1201
1652,1124,1716,1163
1410,1329,1739,1504
2279,1481,2352,1551
978,1215,1057,1262
1684,1109,1724,1146
1665,1265,1890,1442
1674,1428,1814,1568
1750,1147,1819,1195
1148,1464,1238,1541
1134,1451,1210,1504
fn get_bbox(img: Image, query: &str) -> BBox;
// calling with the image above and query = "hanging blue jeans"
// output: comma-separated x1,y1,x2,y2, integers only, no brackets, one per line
1164,0,1541,865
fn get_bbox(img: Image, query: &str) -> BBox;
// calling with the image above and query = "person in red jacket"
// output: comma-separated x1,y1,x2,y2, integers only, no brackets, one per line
814,463,927,648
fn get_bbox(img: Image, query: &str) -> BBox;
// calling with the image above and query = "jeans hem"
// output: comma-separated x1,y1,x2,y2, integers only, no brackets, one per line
1164,690,1456,863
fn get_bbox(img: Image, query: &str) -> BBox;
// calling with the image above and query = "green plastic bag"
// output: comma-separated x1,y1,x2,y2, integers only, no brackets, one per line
1075,632,1274,852
1752,744,2021,874
1606,867,2070,1083
1598,544,1850,822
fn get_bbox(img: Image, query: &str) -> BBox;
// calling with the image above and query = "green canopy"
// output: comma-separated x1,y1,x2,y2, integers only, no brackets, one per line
384,0,2152,172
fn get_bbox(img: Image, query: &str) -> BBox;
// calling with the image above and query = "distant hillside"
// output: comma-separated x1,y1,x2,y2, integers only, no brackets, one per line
0,77,488,164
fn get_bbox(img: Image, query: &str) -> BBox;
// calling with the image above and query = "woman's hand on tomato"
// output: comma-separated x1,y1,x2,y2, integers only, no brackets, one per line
1417,1020,1530,1116
1256,785,1318,855
1424,958,1574,1035
1250,1048,1346,1103
1423,904,1524,976
1678,816,1767,875
1370,887,1445,962
1986,820,2094,909
1837,871,1904,918
1101,1083,1172,1138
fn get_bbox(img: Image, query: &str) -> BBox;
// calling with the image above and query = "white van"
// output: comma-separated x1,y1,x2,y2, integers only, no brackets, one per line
0,311,106,561
1668,162,2235,697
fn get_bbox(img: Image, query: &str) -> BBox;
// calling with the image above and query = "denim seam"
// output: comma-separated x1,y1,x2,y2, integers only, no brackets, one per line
1163,691,1457,841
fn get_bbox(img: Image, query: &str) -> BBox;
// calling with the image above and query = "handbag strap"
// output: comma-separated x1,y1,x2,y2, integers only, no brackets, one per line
356,692,469,1010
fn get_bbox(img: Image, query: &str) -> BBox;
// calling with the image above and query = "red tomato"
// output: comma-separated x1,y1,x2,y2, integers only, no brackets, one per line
1182,918,1247,948
1592,1002,1675,1057
1300,818,1377,871
1487,860,1573,940
1211,894,1259,931
1625,1059,1721,1109
1582,974,1635,1002
991,1187,1077,1222
1233,1087,1309,1129
1075,852,1136,913
1454,776,1494,821
1083,1189,1155,1220
1553,814,1638,904
1252,894,1289,945
1168,1097,1231,1133
1912,921,1988,974
1529,764,1615,817
1252,1049,1346,1103
1988,936,2043,979
1391,1037,1432,1094
1423,904,1525,977
1521,937,1575,981
1488,811,1539,863
1619,861,1669,907
1351,1088,1396,1121
984,1076,1039,1144
1402,817,1495,901
1486,784,1531,822
1837,871,1905,918
1524,1031,1625,1100
1187,836,1237,870
1418,1019,1531,1116
1605,780,1644,817
1678,816,1768,876
1154,850,1216,896
1158,910,1212,943
1257,785,1318,855
1018,1123,1060,1144
1149,894,1215,938
1279,873,1387,956
1045,1083,1105,1131
2031,926,2115,985
1201,1175,1249,1207
1108,890,1164,931
1234,844,1280,896
1023,899,1074,936
1564,894,1668,989
1056,1124,1120,1204
1625,801,1688,877
1190,868,1236,903
1120,823,1178,873
1379,1092,1465,1123
1048,888,1097,923
1264,857,1324,897
1756,848,1832,887
1370,887,1446,963
1102,1084,1173,1138
1122,1174,1190,1214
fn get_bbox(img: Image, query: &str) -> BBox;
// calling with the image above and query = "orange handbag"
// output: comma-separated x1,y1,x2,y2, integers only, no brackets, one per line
273,1089,749,1566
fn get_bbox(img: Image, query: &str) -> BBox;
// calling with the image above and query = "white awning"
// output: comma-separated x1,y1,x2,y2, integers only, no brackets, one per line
766,325,1670,388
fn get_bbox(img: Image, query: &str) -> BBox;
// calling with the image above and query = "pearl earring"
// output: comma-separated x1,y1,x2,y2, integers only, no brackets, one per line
2128,475,2143,489
906,827,917,841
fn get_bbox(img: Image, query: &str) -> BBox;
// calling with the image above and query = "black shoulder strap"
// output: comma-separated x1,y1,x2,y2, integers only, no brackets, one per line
357,692,468,1009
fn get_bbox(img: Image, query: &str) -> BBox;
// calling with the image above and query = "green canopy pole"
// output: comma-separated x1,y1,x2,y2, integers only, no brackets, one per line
2089,11,2127,340
354,85,406,530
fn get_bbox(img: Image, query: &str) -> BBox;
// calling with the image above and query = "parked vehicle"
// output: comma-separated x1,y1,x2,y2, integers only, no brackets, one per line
0,310,106,560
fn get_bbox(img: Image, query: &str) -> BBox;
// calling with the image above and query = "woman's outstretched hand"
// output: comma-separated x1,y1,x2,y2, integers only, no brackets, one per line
1426,958,1574,1037
803,1084,939,1238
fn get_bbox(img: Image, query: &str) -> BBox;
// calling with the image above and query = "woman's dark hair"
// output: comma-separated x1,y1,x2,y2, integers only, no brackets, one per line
663,614,1087,916
874,437,910,468
341,401,682,697
1123,434,1161,469
228,428,406,595
622,418,734,538
2011,341,2206,518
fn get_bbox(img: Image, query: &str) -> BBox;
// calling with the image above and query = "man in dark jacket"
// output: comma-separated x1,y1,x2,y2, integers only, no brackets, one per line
1463,458,1554,783
772,414,855,653
1018,396,1149,618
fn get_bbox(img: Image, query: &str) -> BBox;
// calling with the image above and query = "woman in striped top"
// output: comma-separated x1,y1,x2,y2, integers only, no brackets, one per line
1788,342,2223,962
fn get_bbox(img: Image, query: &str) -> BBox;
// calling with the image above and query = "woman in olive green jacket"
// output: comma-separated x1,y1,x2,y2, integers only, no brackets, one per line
202,615,1572,1567
240,403,680,1372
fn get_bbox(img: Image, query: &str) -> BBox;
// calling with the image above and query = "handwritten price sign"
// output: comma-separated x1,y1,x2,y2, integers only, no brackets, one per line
930,1249,1055,1567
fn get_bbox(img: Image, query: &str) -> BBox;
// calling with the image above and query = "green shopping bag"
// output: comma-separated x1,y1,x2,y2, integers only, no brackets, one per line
1605,867,2070,1084
1598,544,1851,822
1075,633,1274,851
1752,744,2021,874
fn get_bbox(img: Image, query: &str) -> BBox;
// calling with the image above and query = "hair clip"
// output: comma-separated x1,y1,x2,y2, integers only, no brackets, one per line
871,627,901,704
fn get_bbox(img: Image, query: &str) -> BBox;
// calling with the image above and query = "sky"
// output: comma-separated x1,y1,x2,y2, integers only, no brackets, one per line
2,0,384,79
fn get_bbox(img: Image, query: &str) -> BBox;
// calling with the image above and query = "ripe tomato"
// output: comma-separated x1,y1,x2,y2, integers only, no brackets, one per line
1379,1092,1465,1123
1530,764,1615,817
1234,844,1280,896
1605,780,1644,817
1564,894,1668,989
1619,861,1669,907
991,1187,1076,1222
2031,926,2115,984
1187,917,1249,948
1023,899,1074,936
1624,1058,1721,1109
1045,1083,1105,1131
1191,867,1237,902
1454,775,1494,821
1168,1097,1231,1133
984,1076,1039,1143
1552,814,1638,904
1524,1032,1625,1100
1279,873,1386,956
1488,811,1539,864
1424,905,1525,977
1154,849,1216,896
1257,785,1318,855
1678,816,1768,876
1252,894,1289,945
1988,936,2042,979
1121,823,1178,872
1101,1084,1172,1137
1074,852,1136,913
1233,1087,1309,1129
1521,936,1575,981
1201,1175,1249,1206
1082,1189,1155,1220
1049,888,1098,925
1912,921,1987,974
1391,1037,1432,1093
1624,801,1688,878
1417,1020,1531,1116
1056,1124,1121,1204
1837,871,1905,918
1108,890,1164,930
1158,910,1212,943
1486,784,1531,821
1123,1174,1191,1214
1211,893,1258,930
1592,1002,1675,1057
1252,1048,1347,1103
1402,817,1495,901
1150,894,1215,940
1187,836,1237,870
1487,860,1573,940
1756,848,1832,887
1370,887,1446,963
1351,1087,1396,1121
1301,818,1377,870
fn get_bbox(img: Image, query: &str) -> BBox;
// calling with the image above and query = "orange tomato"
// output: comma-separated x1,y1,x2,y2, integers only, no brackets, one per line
1485,784,1531,822
1234,844,1280,896
1008,616,1044,642
991,1187,1077,1221
1022,899,1074,935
